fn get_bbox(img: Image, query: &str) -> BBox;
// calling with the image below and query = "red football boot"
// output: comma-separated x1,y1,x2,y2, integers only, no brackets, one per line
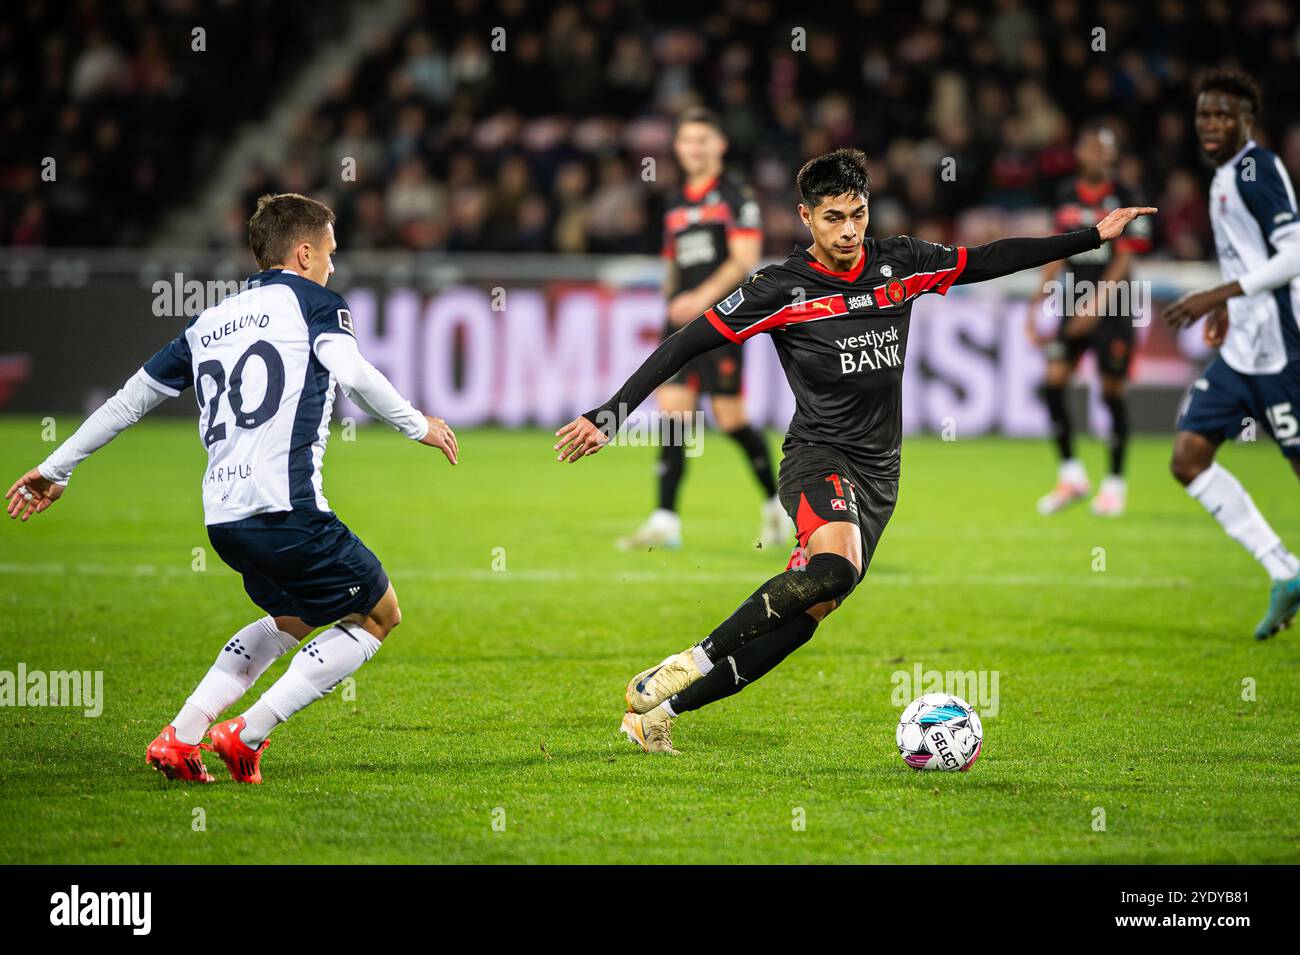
206,717,268,784
145,725,215,783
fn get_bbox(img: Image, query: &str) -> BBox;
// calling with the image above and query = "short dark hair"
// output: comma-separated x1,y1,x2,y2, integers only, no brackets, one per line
674,106,724,135
248,193,336,269
1197,68,1261,118
796,148,871,208
1077,119,1118,146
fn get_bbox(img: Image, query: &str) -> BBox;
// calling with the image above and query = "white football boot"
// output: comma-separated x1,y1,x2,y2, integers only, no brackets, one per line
1091,475,1127,517
616,509,682,550
625,649,704,713
620,705,679,755
757,496,796,551
1036,459,1091,515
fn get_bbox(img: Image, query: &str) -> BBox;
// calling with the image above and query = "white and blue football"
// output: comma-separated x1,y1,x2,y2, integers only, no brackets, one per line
896,693,983,771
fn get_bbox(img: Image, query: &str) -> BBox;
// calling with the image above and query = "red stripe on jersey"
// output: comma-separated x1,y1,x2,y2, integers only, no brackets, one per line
794,492,830,549
871,249,968,306
733,294,850,341
933,245,967,294
704,307,744,344
726,227,763,241
1075,179,1114,206
1056,205,1086,230
664,202,735,236
804,247,867,282
683,174,720,204
1115,236,1151,254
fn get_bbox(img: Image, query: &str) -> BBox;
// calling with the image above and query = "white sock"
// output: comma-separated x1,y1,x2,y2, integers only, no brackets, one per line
1059,458,1088,486
171,617,299,744
1187,464,1299,581
691,644,715,676
239,623,382,747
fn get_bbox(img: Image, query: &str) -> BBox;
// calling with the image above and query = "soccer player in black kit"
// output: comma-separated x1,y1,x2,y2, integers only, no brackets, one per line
556,149,1154,754
1029,124,1152,517
619,107,792,552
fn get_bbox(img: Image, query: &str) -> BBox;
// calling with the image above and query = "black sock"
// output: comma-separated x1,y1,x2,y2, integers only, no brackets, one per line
1043,385,1073,460
727,425,778,498
700,552,857,660
670,614,818,714
657,443,685,512
1104,393,1129,476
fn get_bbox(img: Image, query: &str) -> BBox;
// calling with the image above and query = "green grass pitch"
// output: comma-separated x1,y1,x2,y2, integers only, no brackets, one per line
1,417,1298,864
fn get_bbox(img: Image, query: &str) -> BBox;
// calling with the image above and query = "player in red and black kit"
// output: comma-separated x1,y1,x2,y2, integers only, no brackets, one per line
1029,124,1153,517
556,149,1154,754
620,107,792,552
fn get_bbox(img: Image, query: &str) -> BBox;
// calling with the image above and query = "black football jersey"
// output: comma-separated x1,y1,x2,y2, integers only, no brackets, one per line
704,238,968,479
1052,178,1152,283
663,174,762,291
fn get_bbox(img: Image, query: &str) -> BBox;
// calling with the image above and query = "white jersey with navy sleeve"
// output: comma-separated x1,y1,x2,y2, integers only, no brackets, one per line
141,269,356,525
1209,140,1300,375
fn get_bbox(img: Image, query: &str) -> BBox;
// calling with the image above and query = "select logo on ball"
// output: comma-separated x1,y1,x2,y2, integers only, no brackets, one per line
896,693,983,771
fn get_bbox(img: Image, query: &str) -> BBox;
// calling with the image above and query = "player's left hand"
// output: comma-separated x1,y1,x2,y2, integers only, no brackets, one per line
1162,287,1229,329
5,468,64,522
554,415,609,463
1095,206,1157,242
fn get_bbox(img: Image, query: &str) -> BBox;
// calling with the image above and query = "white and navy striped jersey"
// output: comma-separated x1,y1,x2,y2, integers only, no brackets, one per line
142,269,356,525
1209,140,1300,374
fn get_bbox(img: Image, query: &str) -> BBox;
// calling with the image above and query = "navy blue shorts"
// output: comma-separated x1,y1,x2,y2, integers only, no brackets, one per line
207,510,390,627
1176,356,1300,459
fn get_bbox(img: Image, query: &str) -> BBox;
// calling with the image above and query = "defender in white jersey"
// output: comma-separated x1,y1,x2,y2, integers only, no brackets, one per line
4,194,458,782
1162,71,1300,639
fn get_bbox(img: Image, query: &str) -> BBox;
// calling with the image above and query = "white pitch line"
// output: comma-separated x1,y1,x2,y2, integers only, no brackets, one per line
0,561,1197,588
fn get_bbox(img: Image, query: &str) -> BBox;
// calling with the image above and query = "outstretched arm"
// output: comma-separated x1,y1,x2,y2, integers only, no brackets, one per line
314,333,457,464
956,207,1155,286
554,315,729,462
5,369,170,521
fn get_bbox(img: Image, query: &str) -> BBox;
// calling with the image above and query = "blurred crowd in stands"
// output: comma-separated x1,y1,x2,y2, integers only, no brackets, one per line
5,0,1300,262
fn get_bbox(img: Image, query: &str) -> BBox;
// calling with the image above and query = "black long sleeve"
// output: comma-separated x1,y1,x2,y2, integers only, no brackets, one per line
956,227,1101,285
584,316,728,434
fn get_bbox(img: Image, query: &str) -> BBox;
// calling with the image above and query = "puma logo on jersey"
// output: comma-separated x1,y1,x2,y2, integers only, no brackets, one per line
763,593,780,619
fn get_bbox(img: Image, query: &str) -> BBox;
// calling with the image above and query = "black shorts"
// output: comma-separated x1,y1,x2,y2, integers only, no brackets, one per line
1045,314,1134,378
207,509,390,627
663,322,744,395
776,443,898,580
